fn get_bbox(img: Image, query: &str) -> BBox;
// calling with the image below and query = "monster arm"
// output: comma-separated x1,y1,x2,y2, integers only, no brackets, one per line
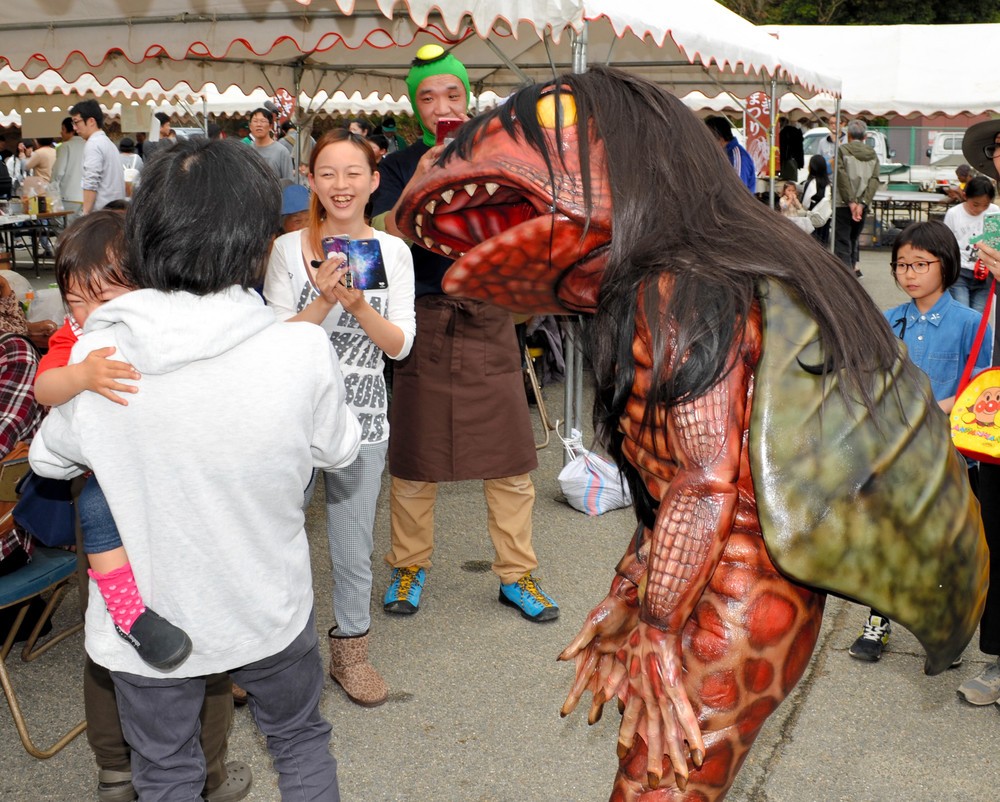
641,371,744,630
617,342,750,790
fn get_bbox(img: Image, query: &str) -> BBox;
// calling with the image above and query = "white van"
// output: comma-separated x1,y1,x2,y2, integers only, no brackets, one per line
926,131,965,164
798,127,894,184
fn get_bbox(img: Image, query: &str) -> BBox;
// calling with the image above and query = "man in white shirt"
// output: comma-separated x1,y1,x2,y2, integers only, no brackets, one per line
69,99,125,214
52,117,86,221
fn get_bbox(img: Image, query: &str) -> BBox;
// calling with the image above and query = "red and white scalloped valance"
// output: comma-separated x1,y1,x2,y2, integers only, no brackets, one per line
0,1,839,101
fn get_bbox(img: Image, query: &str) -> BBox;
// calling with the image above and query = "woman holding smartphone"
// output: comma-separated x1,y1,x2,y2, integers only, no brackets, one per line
265,129,416,707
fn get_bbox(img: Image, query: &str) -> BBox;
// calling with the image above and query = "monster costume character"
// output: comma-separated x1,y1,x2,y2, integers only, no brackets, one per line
396,68,989,801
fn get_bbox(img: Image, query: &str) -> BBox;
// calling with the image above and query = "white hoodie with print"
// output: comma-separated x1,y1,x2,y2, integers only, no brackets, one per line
29,286,361,678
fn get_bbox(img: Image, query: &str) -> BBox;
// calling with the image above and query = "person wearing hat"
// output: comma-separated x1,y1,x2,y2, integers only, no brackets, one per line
118,137,143,197
378,115,406,154
371,45,559,623
956,119,1000,709
280,183,310,234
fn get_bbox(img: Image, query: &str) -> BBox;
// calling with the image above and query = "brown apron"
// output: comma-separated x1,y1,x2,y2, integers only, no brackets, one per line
388,296,538,482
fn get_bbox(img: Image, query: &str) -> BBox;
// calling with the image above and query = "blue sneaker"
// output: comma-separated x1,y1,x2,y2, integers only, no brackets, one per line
499,573,559,622
383,567,425,614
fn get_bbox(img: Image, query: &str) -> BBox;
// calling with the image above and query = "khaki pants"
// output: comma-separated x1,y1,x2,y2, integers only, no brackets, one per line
386,474,538,585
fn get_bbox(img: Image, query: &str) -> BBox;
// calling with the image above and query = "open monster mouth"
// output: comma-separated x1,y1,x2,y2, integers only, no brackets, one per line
402,177,609,314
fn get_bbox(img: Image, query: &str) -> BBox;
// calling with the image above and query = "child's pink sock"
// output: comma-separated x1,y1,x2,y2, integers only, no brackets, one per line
88,563,146,634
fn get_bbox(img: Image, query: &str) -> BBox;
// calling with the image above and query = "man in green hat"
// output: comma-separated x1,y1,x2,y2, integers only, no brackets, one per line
372,45,559,624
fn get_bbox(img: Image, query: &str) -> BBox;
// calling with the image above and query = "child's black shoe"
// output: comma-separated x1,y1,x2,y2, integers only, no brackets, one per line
114,608,192,671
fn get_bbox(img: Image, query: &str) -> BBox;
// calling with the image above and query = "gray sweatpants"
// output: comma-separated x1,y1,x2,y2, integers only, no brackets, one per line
111,612,338,802
308,440,387,636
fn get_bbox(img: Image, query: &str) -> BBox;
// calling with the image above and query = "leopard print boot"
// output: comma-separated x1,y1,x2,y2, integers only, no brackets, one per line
328,629,388,707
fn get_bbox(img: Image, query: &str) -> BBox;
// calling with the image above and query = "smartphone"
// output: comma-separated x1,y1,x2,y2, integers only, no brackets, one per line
321,236,388,291
322,236,350,260
348,238,389,290
435,117,463,145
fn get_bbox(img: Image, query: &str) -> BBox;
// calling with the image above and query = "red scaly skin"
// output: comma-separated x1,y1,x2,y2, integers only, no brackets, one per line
398,107,825,802
561,281,824,800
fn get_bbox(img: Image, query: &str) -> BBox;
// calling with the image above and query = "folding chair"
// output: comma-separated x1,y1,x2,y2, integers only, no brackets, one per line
524,344,553,450
0,455,85,759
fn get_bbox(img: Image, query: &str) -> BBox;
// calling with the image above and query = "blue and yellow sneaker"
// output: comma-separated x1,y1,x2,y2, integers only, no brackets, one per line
383,567,425,614
499,573,559,622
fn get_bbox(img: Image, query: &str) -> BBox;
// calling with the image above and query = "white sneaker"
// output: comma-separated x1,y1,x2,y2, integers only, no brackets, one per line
957,659,1000,705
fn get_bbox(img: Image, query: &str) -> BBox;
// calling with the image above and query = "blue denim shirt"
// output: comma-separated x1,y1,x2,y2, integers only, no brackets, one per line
884,292,992,402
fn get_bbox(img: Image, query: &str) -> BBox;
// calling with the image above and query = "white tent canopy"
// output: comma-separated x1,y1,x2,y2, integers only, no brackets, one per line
764,24,1000,118
0,66,200,125
1,1,839,102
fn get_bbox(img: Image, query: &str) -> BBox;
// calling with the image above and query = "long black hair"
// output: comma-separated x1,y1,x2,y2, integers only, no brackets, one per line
803,154,829,207
454,68,900,523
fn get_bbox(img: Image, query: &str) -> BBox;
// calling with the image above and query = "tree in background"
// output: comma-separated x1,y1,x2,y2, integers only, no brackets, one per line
722,0,1000,24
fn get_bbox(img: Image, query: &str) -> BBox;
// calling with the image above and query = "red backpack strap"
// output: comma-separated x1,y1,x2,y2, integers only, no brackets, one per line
957,277,996,394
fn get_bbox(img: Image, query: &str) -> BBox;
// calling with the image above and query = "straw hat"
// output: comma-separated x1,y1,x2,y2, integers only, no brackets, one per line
962,119,1000,180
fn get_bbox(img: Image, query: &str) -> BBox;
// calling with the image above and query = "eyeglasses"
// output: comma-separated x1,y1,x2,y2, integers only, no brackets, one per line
890,260,939,275
984,143,1000,159
70,117,84,127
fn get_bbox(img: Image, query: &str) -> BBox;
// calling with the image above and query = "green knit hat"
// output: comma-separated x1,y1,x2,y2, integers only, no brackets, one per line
406,44,471,146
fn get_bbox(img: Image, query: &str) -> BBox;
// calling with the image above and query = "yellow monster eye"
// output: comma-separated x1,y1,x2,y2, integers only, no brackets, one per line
536,93,577,129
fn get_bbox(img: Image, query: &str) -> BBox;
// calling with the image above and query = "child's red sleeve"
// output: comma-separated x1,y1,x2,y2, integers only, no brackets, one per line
36,319,78,378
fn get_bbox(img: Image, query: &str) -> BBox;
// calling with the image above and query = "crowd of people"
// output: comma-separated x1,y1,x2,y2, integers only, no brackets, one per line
0,46,558,802
0,55,998,802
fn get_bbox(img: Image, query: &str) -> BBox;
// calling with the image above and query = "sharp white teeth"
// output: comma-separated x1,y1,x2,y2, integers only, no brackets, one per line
440,190,454,204
415,213,423,228
464,183,477,197
415,223,422,238
485,182,499,196
425,200,437,213
423,237,434,249
441,245,452,256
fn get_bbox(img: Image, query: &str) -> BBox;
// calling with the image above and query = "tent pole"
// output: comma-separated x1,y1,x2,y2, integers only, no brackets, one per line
571,24,588,75
559,22,590,455
483,38,533,87
829,98,841,254
293,64,303,179
768,74,777,209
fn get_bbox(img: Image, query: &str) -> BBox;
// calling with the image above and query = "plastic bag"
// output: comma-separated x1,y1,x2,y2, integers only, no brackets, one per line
557,425,632,516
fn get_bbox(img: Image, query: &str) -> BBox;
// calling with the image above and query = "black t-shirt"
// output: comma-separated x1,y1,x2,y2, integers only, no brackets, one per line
372,141,453,298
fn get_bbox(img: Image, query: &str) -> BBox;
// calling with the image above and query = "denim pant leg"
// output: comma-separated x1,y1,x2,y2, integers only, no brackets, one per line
79,475,123,555
969,279,990,314
949,276,972,308
109,672,207,802
230,612,338,802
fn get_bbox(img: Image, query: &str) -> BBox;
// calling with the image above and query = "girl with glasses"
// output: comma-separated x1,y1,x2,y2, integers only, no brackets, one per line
849,221,991,663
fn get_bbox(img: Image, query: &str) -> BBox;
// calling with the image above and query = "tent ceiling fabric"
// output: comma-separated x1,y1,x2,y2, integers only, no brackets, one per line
766,24,1000,117
1,1,838,101
0,66,199,116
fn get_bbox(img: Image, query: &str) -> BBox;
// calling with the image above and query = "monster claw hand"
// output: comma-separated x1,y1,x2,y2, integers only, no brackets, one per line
559,578,640,725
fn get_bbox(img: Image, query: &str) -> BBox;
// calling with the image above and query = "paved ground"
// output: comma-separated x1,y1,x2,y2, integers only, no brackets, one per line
2,248,998,801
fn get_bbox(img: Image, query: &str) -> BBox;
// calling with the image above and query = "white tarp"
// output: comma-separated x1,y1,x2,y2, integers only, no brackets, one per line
764,24,1000,117
0,1,839,101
